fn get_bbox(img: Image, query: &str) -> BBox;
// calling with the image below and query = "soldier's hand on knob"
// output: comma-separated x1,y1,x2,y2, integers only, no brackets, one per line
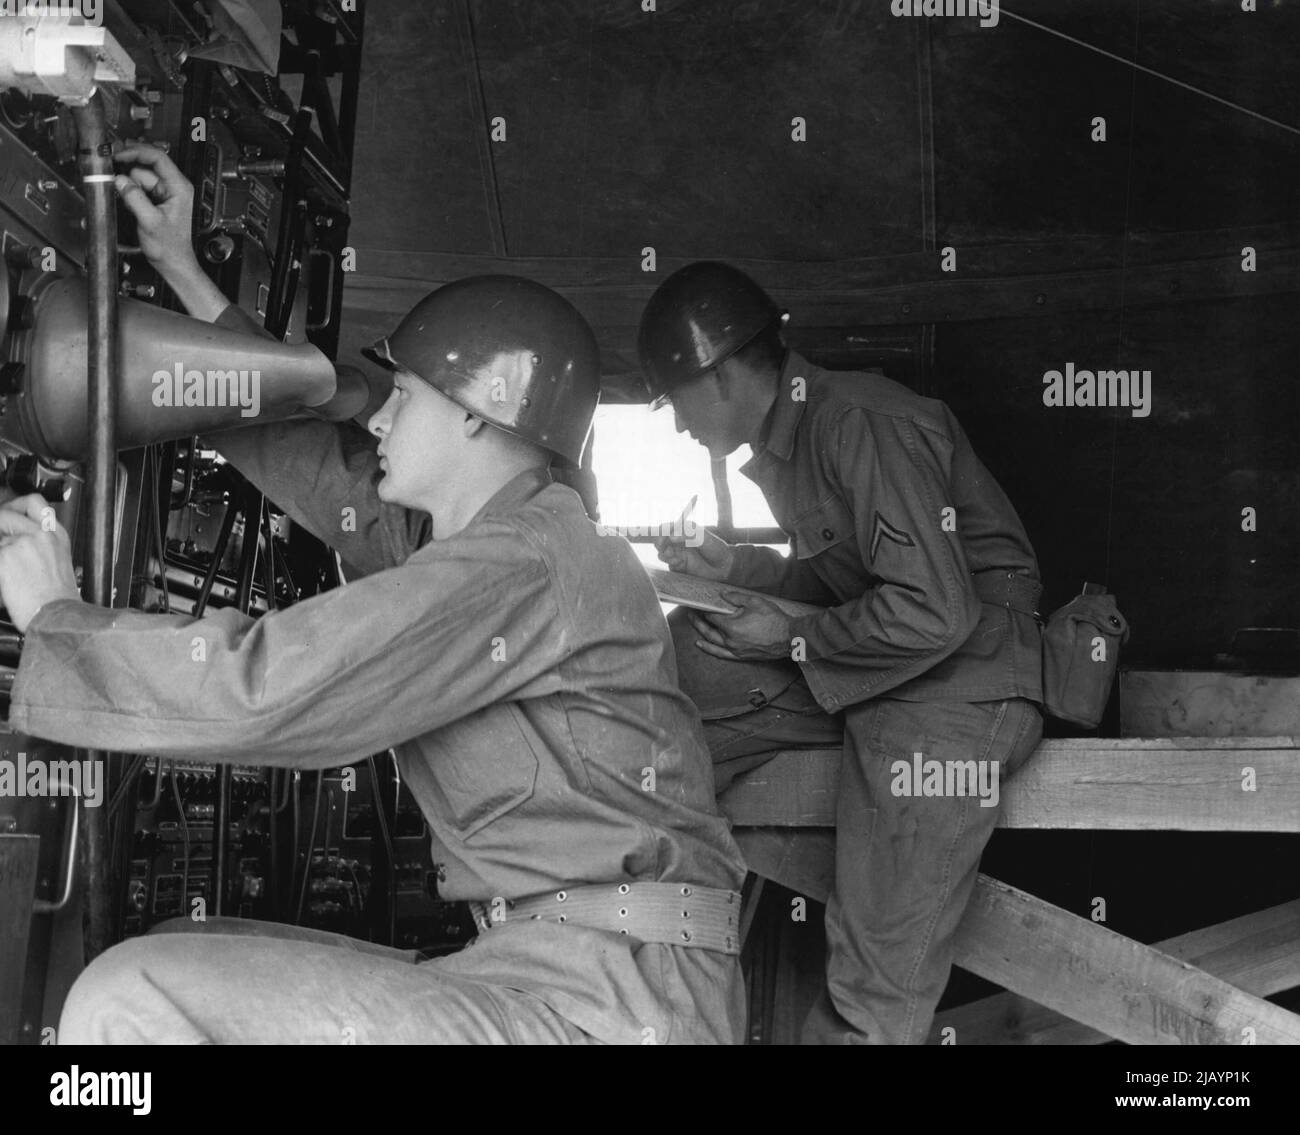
0,496,81,634
114,144,198,276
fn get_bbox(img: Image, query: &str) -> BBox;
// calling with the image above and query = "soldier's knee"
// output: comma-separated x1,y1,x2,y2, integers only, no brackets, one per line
58,937,171,1044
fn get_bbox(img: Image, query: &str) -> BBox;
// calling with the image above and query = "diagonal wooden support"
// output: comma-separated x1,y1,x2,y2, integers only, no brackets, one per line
734,828,1300,1045
931,899,1300,1044
956,876,1300,1045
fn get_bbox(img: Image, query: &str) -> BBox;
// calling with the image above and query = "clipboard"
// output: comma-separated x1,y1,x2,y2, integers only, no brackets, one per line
646,567,822,617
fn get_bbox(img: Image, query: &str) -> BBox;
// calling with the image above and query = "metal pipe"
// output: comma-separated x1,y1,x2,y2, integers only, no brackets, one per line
31,780,80,915
71,92,119,961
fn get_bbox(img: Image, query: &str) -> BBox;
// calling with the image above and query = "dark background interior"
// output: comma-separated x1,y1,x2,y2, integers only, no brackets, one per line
341,0,1300,665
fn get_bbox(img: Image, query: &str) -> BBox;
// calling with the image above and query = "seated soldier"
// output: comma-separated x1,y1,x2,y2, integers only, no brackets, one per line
637,262,1043,1045
0,150,746,1045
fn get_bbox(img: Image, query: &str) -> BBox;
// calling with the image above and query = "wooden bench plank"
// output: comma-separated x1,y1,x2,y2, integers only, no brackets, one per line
720,738,1300,831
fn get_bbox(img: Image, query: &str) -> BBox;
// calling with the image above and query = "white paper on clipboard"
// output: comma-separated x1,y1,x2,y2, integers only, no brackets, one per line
645,568,823,618
646,568,741,614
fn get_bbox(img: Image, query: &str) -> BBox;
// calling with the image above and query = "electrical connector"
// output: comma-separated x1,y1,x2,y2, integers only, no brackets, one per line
0,6,135,104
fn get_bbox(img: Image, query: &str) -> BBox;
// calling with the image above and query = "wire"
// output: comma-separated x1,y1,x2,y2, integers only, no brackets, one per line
999,5,1300,139
146,757,166,807
260,500,278,612
271,537,300,603
344,861,365,911
289,769,301,910
110,780,133,939
170,767,190,921
267,769,279,922
367,754,396,945
275,765,293,813
107,754,148,819
322,786,334,857
149,447,171,613
295,771,324,925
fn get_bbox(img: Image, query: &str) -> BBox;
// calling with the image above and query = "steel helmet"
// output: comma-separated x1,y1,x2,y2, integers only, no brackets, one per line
637,261,786,406
363,275,601,464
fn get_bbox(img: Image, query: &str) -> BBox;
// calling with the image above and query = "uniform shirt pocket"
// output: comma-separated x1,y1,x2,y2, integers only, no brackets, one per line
424,703,540,839
791,495,855,560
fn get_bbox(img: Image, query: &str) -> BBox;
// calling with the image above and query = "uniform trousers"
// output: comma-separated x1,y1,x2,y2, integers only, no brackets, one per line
671,612,1042,1044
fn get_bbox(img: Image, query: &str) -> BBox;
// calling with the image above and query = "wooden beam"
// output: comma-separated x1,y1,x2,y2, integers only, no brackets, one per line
954,876,1300,1045
733,833,1300,1044
930,899,1300,1044
1120,669,1300,738
345,224,1300,292
719,737,1300,832
341,225,1300,329
344,254,1300,328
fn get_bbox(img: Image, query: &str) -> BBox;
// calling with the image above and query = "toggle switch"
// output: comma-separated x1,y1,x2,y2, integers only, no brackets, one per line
3,455,70,503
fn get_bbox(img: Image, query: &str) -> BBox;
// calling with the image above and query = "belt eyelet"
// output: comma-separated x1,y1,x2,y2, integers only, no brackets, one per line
619,928,629,935
618,907,629,918
556,891,567,902
680,930,692,942
558,914,567,923
617,883,630,895
680,886,692,897
681,910,690,918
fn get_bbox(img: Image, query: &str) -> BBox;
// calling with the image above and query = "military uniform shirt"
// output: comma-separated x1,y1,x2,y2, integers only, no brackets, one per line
728,350,1043,711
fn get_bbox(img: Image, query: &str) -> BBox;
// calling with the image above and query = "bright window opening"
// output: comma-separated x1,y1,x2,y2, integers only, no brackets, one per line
590,404,783,570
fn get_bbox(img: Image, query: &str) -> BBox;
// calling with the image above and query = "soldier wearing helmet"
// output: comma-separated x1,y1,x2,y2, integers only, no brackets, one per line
0,149,747,1045
639,260,1045,1045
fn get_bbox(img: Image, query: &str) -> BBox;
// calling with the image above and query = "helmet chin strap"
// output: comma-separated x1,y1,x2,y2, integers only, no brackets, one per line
710,456,733,531
710,366,730,403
